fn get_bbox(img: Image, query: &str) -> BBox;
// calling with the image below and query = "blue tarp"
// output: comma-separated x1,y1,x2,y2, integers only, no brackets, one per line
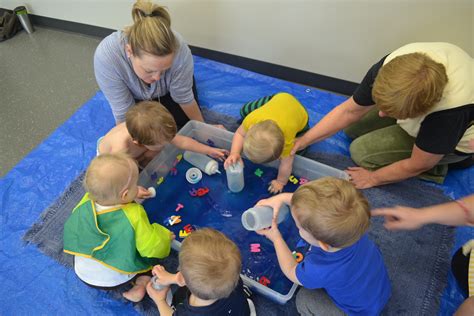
0,56,472,315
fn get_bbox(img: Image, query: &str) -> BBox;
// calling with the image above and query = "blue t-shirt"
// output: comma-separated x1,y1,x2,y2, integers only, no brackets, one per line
296,235,391,315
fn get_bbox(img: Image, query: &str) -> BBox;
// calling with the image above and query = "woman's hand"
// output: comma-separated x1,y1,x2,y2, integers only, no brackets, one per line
371,206,425,231
346,167,379,189
290,137,308,156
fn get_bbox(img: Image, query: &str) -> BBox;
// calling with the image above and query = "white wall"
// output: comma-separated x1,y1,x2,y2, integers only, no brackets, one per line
4,0,473,83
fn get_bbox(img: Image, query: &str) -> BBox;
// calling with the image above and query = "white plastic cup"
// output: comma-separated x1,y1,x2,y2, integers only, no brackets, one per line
241,204,290,231
183,151,220,175
226,162,245,193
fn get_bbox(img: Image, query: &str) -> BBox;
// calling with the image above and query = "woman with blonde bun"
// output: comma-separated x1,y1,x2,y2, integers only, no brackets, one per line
94,0,204,128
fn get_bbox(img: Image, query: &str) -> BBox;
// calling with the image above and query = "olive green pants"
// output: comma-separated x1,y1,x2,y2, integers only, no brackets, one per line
344,107,466,183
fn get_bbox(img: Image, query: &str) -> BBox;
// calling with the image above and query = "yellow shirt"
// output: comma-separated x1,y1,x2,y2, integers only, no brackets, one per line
242,92,308,157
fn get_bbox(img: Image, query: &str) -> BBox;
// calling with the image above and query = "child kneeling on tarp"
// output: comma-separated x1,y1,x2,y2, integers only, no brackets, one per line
255,177,391,315
63,153,173,301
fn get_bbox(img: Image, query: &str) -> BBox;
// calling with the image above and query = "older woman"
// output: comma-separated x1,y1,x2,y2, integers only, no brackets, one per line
293,42,473,188
94,0,203,128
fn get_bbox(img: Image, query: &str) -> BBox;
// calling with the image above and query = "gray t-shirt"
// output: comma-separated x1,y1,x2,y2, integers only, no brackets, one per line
94,30,195,123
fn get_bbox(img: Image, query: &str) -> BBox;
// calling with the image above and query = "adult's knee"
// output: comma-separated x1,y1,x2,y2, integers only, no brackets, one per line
349,136,373,168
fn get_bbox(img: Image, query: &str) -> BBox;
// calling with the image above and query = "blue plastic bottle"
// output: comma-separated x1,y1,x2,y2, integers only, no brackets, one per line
241,204,290,231
226,162,245,193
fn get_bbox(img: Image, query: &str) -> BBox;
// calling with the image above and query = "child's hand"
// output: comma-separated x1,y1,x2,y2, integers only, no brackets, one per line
152,265,177,286
207,148,229,161
136,186,152,199
146,280,170,303
268,180,285,194
256,196,284,220
212,124,227,130
224,152,243,169
256,218,282,243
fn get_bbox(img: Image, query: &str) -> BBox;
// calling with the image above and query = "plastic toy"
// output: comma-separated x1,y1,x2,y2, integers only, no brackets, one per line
164,215,182,226
226,162,245,193
183,151,220,175
258,276,271,287
186,167,203,184
288,175,298,184
196,187,209,197
241,205,290,231
147,187,156,198
170,167,178,176
175,203,184,212
299,177,309,185
254,168,263,177
189,188,198,197
183,224,194,233
179,230,191,238
250,243,261,253
157,177,164,185
292,251,304,263
175,154,183,162
206,139,215,146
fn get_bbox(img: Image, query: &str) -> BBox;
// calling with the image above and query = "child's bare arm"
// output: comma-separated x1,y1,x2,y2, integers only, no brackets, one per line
171,135,228,160
256,218,301,285
224,125,246,168
269,155,295,194
146,282,173,316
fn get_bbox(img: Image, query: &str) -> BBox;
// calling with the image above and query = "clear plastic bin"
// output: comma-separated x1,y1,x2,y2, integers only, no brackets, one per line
139,121,348,304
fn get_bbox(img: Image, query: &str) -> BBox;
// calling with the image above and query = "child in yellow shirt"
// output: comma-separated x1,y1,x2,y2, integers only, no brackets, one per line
224,92,309,193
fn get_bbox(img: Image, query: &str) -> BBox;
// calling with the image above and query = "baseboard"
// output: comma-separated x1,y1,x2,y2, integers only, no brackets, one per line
30,14,357,96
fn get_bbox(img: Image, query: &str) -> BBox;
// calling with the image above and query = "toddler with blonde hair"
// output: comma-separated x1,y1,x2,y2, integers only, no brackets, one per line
99,100,227,168
255,177,391,315
63,153,173,302
146,228,253,316
225,92,309,194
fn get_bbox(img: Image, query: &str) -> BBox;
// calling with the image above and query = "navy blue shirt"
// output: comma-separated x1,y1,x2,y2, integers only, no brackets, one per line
296,235,391,315
173,278,250,316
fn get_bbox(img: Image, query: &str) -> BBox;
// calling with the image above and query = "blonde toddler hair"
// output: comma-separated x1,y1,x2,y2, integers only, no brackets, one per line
179,228,241,300
126,101,177,145
243,120,284,163
84,153,135,203
372,52,448,119
291,177,370,248
124,0,177,57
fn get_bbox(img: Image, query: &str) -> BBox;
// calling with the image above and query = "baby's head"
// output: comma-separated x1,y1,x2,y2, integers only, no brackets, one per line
126,101,177,151
177,228,241,300
84,153,139,205
243,120,284,163
291,177,370,249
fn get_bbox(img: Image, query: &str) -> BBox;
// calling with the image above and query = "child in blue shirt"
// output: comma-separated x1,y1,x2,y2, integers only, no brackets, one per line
255,177,391,315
